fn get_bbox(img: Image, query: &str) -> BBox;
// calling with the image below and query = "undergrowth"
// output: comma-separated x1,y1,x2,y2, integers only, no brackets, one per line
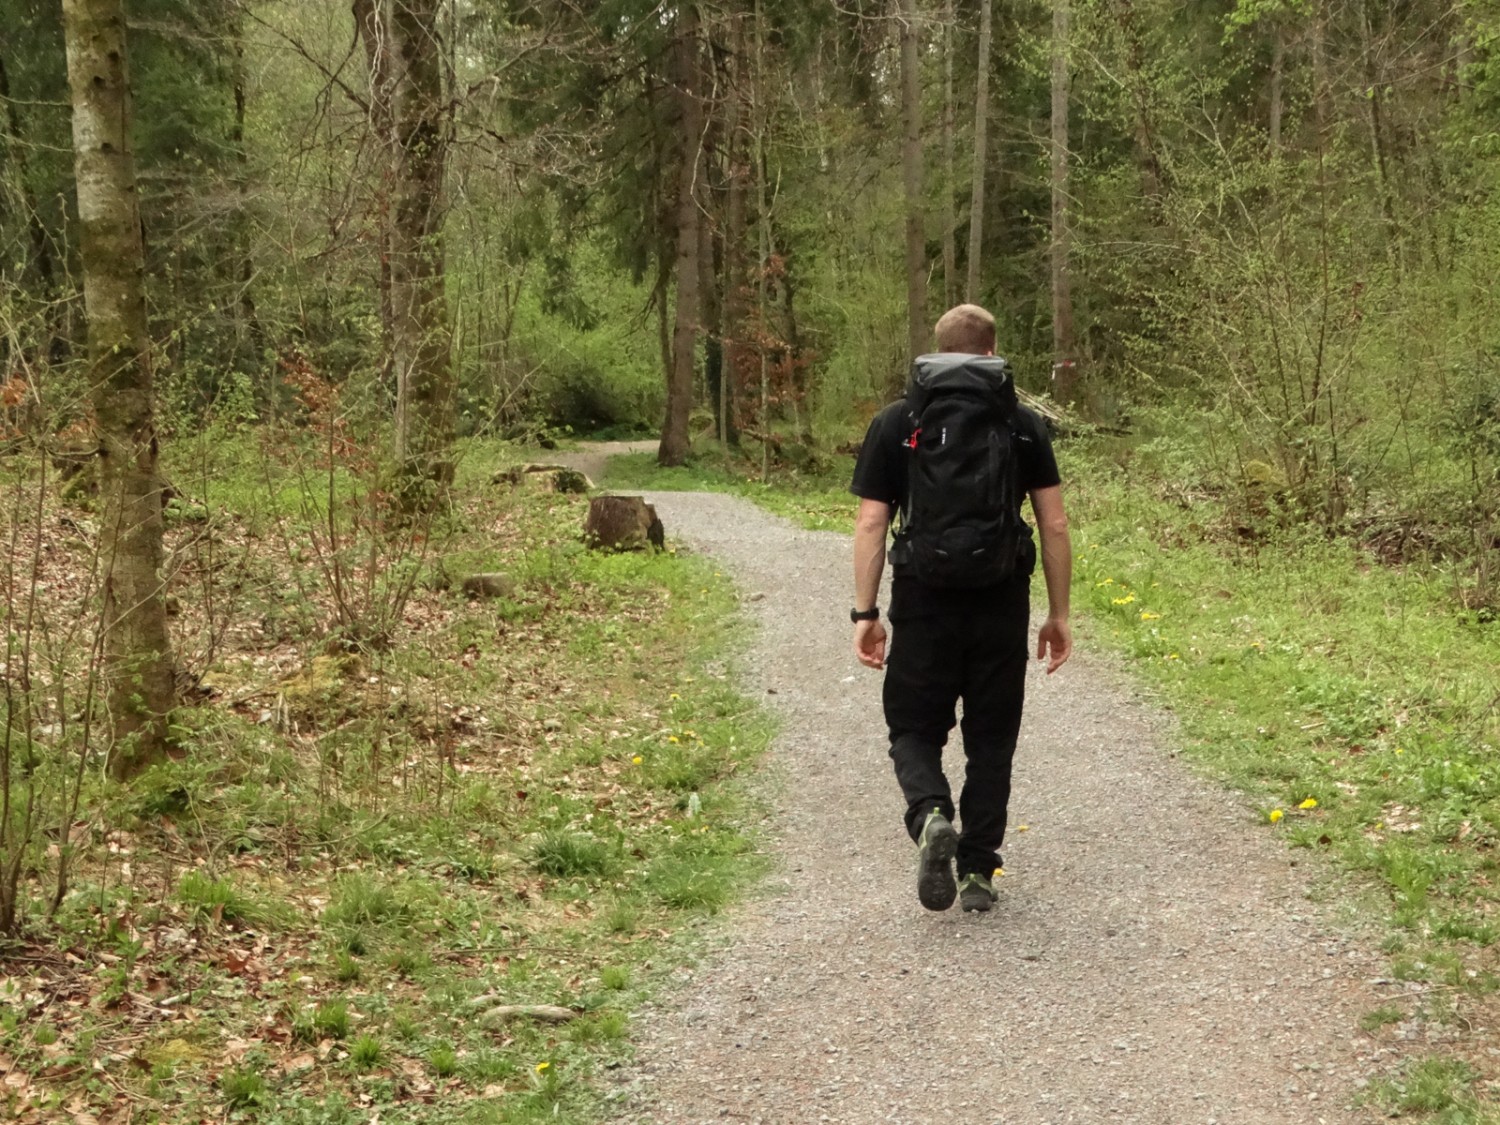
0,435,775,1124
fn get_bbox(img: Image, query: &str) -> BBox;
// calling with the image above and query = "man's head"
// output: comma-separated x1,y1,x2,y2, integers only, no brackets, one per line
933,304,997,355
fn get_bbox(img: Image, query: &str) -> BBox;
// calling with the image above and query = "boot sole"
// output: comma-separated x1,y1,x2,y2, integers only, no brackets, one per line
917,821,958,911
959,891,996,913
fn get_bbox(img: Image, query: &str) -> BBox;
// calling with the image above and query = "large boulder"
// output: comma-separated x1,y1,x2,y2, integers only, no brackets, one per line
584,495,665,552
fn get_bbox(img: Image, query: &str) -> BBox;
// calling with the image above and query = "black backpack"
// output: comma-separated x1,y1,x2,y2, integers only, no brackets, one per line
889,353,1030,588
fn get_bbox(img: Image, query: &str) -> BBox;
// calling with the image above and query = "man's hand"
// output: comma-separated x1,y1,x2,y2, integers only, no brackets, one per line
1036,616,1072,674
854,619,888,670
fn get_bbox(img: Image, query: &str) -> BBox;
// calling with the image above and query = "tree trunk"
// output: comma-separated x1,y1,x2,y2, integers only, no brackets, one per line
897,0,927,360
1359,0,1401,263
941,0,956,307
721,23,748,449
356,0,454,502
1311,0,1331,150
966,0,992,303
62,0,176,782
230,31,265,374
387,0,455,501
0,49,67,366
1050,0,1078,402
660,5,702,467
697,84,723,439
1269,21,1284,155
1115,0,1163,203
352,0,395,361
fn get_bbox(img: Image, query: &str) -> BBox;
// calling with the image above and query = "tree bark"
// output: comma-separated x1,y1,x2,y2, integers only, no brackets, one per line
356,0,454,502
941,0,956,307
660,5,702,467
897,0,927,360
697,80,723,439
1269,21,1284,155
1114,0,1162,203
1050,0,1078,402
1359,0,1401,261
0,49,67,366
352,0,395,355
966,0,992,303
722,28,748,449
62,0,176,782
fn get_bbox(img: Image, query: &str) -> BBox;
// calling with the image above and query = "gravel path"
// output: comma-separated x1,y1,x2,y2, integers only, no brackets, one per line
578,474,1397,1124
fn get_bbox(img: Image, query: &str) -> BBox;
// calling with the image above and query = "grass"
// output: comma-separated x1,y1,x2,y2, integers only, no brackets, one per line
1063,430,1500,1118
1,434,775,1123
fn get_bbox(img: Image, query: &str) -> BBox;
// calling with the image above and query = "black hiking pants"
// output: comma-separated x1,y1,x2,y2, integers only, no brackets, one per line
883,577,1030,879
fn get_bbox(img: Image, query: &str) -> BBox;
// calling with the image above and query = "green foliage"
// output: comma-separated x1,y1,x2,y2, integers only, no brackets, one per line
1372,1056,1490,1120
220,1066,269,1111
529,830,619,879
348,1034,383,1070
177,870,288,930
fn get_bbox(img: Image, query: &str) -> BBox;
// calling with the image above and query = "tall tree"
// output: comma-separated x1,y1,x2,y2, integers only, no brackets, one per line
941,0,956,307
897,0,927,359
1050,0,1077,401
660,4,703,466
356,0,456,502
62,0,176,781
966,0,992,303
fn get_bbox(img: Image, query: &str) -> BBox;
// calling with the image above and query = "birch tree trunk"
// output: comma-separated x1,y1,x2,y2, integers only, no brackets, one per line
897,0,927,361
660,5,702,467
1050,0,1078,402
966,0,992,303
62,0,176,781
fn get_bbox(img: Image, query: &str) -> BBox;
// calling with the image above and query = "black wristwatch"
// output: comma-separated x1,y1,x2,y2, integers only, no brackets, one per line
850,606,880,623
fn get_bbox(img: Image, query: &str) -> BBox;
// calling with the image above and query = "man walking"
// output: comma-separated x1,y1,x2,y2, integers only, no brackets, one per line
850,304,1073,912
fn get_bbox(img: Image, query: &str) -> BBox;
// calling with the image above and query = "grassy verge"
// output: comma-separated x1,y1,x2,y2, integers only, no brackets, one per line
1,436,774,1124
1066,436,1500,1122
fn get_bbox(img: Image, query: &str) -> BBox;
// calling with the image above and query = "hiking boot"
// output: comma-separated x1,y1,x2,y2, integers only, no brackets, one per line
958,871,999,913
916,809,958,911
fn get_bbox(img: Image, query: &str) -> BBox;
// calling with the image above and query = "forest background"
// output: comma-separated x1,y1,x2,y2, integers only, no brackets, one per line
4,0,1500,1121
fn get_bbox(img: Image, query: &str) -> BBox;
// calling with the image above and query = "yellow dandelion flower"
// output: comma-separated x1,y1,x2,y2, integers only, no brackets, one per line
668,735,679,744
669,693,680,700
1166,653,1180,661
631,755,643,765
1111,594,1137,606
1140,611,1160,621
535,1061,551,1073
1096,578,1115,587
1299,798,1318,810
1395,747,1404,755
1269,809,1284,824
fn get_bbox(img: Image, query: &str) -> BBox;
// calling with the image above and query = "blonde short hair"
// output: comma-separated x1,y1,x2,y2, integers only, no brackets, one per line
933,304,997,354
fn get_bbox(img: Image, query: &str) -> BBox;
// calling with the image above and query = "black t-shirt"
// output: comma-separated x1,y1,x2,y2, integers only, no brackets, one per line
850,399,1062,617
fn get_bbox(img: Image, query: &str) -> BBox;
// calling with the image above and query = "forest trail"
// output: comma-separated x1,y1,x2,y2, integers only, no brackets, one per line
557,456,1398,1124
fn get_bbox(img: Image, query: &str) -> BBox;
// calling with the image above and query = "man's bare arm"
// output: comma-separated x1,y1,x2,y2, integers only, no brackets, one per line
1030,484,1073,673
852,498,891,669
853,499,891,610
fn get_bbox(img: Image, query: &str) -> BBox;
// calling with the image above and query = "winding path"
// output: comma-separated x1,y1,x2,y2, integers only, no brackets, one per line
578,468,1395,1125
